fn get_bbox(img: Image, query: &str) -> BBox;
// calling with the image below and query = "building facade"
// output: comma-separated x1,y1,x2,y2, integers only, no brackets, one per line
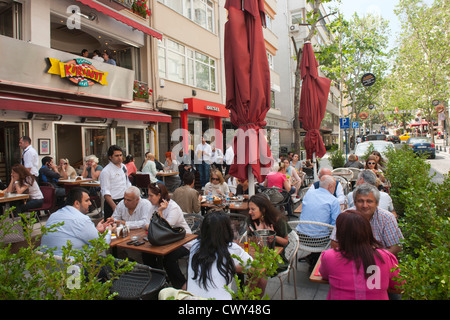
272,0,341,155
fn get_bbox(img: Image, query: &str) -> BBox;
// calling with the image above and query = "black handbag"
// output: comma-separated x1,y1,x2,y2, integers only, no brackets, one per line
147,212,186,246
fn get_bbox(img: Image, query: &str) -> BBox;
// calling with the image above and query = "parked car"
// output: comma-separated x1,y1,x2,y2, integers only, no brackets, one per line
354,141,395,160
365,134,387,141
407,137,436,159
399,132,412,142
387,135,401,143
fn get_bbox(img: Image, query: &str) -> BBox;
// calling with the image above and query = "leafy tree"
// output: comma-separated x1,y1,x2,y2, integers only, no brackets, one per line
319,11,391,146
388,0,450,142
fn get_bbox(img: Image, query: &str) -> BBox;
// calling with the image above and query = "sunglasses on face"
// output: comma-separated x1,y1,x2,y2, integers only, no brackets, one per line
367,162,376,165
211,178,220,181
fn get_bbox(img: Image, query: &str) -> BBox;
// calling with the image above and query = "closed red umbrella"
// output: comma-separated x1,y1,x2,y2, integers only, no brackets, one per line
224,0,273,184
299,42,331,161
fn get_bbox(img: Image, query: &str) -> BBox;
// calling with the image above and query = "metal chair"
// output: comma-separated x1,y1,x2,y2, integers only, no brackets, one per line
333,175,351,195
226,212,248,241
303,167,315,186
183,213,204,235
259,186,294,217
274,230,299,300
292,221,334,260
110,264,167,300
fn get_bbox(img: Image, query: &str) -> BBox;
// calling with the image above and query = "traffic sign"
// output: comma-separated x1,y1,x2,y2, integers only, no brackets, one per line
340,117,350,129
352,121,359,129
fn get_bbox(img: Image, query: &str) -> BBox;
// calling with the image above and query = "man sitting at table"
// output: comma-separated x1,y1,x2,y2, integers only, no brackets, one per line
296,175,341,271
112,186,152,229
312,168,346,206
38,156,66,207
171,171,201,214
41,187,114,257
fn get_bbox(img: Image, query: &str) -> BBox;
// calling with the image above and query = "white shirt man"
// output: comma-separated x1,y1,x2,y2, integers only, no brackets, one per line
99,145,131,219
195,138,212,164
225,144,234,166
19,136,39,177
210,146,224,166
112,186,152,229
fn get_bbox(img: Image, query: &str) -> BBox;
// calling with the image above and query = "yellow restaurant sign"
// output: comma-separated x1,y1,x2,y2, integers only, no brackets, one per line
47,57,108,87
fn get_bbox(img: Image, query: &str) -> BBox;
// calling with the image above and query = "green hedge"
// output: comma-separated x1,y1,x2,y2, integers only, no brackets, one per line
384,146,450,299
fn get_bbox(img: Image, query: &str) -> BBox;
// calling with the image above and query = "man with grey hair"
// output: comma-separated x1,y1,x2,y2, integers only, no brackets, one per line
312,167,346,205
347,170,395,216
297,175,341,270
111,186,152,229
331,183,403,256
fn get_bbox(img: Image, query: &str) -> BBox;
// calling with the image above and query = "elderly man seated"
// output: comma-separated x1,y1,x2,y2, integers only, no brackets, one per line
346,170,396,217
312,168,346,206
111,186,152,230
297,175,341,270
331,183,403,256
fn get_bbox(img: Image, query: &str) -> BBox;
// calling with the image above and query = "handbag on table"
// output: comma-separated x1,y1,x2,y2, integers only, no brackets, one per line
147,212,186,246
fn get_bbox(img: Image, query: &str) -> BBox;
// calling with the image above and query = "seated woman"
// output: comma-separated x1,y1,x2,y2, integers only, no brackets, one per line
319,210,403,300
163,151,181,192
204,169,230,197
263,162,293,193
141,152,159,184
143,182,192,289
365,155,386,184
4,164,44,216
283,159,302,197
81,155,103,180
187,211,264,299
124,154,137,177
57,158,77,179
371,151,387,172
247,193,292,271
344,154,364,169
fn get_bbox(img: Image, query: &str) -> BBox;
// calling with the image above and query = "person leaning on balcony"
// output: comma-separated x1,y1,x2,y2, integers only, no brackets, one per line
92,49,104,62
102,51,116,66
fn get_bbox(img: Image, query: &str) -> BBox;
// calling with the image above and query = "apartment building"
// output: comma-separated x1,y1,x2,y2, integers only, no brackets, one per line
0,0,170,180
273,0,341,153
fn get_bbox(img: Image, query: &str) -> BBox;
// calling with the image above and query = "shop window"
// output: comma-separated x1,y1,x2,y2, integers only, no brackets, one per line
0,1,22,40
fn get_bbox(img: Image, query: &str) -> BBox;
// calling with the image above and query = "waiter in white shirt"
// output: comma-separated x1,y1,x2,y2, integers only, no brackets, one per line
195,136,212,188
210,142,224,174
224,142,234,176
99,145,131,220
19,136,39,177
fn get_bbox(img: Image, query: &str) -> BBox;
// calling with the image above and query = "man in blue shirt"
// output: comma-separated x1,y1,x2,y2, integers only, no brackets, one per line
296,175,341,271
41,187,114,257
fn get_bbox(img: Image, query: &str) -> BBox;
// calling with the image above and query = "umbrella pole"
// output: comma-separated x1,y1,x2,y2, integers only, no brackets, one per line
248,165,255,197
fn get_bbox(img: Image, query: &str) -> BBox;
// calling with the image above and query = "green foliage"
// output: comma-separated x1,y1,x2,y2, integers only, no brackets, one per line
0,210,135,300
225,243,282,300
384,147,450,299
329,148,346,168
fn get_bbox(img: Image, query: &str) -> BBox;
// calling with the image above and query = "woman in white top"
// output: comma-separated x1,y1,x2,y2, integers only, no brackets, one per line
4,164,44,215
141,152,158,183
57,158,77,180
204,169,230,196
187,211,258,300
143,182,192,289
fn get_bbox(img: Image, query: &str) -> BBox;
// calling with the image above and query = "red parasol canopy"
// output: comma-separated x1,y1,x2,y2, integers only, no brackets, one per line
224,0,273,183
298,42,331,160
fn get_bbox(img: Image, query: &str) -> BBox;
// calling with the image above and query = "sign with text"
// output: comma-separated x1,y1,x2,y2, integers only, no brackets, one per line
340,117,350,129
352,121,359,129
361,73,376,87
47,57,108,87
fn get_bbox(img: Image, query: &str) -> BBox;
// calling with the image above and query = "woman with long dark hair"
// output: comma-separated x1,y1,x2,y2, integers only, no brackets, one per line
247,193,292,271
142,182,192,289
3,164,44,215
187,211,253,299
319,210,402,300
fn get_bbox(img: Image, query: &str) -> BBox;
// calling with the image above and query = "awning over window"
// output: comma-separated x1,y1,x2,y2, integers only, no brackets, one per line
74,0,163,40
0,94,171,123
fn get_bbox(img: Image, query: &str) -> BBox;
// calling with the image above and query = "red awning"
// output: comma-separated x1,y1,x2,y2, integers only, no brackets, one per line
0,94,171,123
74,0,163,40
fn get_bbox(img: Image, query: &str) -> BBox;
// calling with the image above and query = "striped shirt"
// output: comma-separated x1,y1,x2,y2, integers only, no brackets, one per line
331,207,403,248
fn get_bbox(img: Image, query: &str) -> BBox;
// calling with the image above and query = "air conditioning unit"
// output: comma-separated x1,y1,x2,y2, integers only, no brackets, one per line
289,24,300,33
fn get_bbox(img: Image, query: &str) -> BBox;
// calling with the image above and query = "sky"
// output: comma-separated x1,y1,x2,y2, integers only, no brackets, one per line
327,0,434,50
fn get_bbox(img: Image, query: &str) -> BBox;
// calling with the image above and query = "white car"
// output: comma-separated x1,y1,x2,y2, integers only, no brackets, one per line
354,141,395,160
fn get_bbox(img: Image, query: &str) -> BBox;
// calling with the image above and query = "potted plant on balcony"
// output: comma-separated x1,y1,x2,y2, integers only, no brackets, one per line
131,0,151,19
133,81,152,102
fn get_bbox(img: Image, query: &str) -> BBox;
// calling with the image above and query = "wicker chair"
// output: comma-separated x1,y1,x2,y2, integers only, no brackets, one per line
273,230,299,300
110,264,167,300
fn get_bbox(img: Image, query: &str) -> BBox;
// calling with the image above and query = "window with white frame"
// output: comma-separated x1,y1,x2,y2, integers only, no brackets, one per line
291,11,303,25
158,38,217,91
159,0,215,33
267,52,274,70
265,14,273,31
